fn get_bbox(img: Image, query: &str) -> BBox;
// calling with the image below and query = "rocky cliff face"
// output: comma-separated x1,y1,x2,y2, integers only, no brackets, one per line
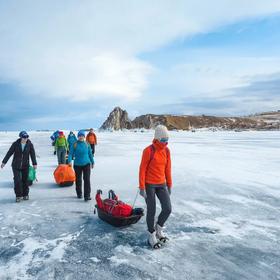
248,111,280,130
100,108,280,131
132,114,167,129
100,107,132,130
132,114,263,130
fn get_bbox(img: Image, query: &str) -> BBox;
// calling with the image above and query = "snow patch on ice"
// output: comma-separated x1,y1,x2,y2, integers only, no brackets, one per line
0,227,85,279
108,255,129,266
182,200,219,214
90,257,101,263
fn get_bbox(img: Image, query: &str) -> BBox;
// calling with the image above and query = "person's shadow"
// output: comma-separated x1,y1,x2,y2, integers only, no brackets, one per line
0,198,15,204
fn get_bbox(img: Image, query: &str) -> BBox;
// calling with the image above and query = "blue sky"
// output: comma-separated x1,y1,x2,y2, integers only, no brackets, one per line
0,1,280,130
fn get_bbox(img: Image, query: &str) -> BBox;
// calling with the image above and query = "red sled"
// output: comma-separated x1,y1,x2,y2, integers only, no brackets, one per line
95,189,144,227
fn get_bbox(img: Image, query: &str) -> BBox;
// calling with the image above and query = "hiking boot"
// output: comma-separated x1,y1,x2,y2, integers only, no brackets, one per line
77,194,82,199
16,197,23,203
84,197,91,202
148,231,161,249
155,223,169,243
23,196,29,201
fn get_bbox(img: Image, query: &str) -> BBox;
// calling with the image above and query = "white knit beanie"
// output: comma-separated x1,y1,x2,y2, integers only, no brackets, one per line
154,125,169,140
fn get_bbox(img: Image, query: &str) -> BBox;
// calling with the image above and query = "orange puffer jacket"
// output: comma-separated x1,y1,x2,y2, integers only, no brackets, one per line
139,139,172,190
86,132,97,144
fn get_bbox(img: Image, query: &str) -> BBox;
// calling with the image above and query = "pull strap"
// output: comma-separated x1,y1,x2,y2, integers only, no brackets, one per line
108,189,117,200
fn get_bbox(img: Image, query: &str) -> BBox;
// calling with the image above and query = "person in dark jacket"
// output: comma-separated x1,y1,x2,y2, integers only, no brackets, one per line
1,131,37,202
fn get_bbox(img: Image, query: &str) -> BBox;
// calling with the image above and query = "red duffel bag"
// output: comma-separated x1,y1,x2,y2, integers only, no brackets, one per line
96,190,133,217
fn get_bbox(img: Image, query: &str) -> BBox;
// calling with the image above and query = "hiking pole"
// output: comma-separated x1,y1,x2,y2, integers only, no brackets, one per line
132,189,139,208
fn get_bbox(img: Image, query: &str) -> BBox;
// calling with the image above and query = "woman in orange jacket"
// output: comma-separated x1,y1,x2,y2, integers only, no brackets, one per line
139,125,172,249
86,128,97,155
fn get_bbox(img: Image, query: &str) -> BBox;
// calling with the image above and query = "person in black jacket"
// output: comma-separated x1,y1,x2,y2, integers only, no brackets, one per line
1,131,37,202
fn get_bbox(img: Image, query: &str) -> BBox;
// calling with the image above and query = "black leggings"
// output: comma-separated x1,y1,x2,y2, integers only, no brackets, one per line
145,184,172,233
74,164,91,198
90,144,95,155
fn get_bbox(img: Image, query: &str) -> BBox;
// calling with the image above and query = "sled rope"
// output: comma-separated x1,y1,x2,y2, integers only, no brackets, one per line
132,189,139,209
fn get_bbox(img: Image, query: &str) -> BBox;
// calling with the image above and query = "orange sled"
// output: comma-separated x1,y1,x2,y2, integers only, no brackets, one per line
54,164,76,187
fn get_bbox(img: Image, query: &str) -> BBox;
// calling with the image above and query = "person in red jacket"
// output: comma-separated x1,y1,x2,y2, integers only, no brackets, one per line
139,125,172,249
86,128,97,155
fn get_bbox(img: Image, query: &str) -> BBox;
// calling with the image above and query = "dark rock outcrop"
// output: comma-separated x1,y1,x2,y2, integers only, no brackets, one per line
100,107,132,130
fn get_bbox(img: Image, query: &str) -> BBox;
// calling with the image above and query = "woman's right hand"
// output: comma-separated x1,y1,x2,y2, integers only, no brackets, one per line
1,163,5,169
140,189,147,199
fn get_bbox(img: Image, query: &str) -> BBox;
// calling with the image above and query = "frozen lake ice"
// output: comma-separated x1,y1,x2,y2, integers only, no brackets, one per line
0,130,279,280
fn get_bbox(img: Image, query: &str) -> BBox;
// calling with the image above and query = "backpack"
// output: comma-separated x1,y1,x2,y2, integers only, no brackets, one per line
95,190,133,217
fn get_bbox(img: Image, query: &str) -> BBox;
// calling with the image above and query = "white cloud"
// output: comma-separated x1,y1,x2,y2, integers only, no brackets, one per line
2,50,152,101
0,0,280,101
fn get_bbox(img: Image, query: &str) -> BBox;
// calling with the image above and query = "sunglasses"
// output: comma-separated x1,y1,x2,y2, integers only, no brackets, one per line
21,135,29,139
160,138,169,143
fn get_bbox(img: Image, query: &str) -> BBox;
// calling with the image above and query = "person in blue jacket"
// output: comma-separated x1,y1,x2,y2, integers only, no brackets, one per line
68,130,94,201
50,130,60,155
67,131,77,151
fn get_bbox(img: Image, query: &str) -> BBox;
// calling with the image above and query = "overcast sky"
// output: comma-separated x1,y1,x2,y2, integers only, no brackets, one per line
0,0,280,130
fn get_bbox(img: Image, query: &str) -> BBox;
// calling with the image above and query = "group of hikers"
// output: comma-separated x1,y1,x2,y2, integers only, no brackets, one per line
1,125,172,249
51,129,97,201
51,128,97,165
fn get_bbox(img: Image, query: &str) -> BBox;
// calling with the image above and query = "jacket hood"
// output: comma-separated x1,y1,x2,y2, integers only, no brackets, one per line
16,138,31,144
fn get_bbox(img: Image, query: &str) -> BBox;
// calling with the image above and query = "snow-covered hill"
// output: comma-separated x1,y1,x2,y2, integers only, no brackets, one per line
0,131,279,279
